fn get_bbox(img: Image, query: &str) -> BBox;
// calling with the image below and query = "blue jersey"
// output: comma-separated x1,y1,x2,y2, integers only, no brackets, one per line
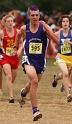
58,30,72,55
24,24,47,59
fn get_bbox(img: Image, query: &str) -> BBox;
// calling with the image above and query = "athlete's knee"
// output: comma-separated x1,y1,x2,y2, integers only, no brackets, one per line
63,72,69,78
6,74,12,82
32,77,38,88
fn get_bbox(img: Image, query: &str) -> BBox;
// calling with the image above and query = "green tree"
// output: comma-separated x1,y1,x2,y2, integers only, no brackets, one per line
0,0,72,14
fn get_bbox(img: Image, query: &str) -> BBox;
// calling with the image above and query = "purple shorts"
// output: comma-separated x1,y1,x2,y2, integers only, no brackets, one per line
22,55,46,74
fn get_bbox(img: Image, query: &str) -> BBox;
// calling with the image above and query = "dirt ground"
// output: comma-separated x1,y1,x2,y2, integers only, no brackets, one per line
0,58,72,124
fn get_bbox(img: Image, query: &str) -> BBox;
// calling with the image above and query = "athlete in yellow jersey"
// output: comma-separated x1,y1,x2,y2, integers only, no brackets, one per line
51,15,72,102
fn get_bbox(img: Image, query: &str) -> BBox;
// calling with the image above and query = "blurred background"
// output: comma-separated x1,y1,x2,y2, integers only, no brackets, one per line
0,0,72,58
0,0,72,14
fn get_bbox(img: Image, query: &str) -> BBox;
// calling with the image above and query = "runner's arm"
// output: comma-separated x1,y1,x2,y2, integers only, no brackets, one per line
14,25,26,48
50,31,59,54
51,40,58,55
39,21,59,44
17,42,24,57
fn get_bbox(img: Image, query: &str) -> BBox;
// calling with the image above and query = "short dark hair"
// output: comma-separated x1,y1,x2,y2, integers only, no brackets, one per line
28,5,39,15
58,15,71,27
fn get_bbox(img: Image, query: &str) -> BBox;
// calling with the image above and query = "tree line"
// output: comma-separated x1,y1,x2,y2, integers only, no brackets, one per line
0,0,72,14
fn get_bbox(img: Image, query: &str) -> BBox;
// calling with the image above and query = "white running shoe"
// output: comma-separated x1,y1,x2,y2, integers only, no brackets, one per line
33,110,42,121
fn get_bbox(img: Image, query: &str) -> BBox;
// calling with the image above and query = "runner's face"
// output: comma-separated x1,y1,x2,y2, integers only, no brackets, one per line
62,18,70,29
5,17,13,28
28,10,40,25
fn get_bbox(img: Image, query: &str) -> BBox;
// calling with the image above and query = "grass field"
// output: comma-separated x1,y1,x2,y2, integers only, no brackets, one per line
0,58,72,124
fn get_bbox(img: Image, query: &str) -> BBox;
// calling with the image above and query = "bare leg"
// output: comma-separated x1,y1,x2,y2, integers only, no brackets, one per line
58,62,70,96
12,69,18,83
55,72,63,81
24,64,42,108
3,64,13,99
0,66,2,93
69,67,72,87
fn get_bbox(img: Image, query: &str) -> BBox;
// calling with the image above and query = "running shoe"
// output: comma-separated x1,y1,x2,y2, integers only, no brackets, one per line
60,84,64,92
69,86,72,94
60,85,72,93
52,74,57,87
9,98,14,103
33,110,42,121
67,95,72,102
19,88,26,107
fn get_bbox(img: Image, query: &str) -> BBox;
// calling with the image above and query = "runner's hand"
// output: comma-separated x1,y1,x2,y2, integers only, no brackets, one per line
17,50,21,57
39,20,46,26
10,49,17,56
65,39,71,44
53,49,58,55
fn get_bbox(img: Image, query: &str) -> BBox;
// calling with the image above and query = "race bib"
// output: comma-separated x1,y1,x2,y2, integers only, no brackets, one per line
29,42,42,54
6,47,13,56
22,56,28,64
61,44,71,54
